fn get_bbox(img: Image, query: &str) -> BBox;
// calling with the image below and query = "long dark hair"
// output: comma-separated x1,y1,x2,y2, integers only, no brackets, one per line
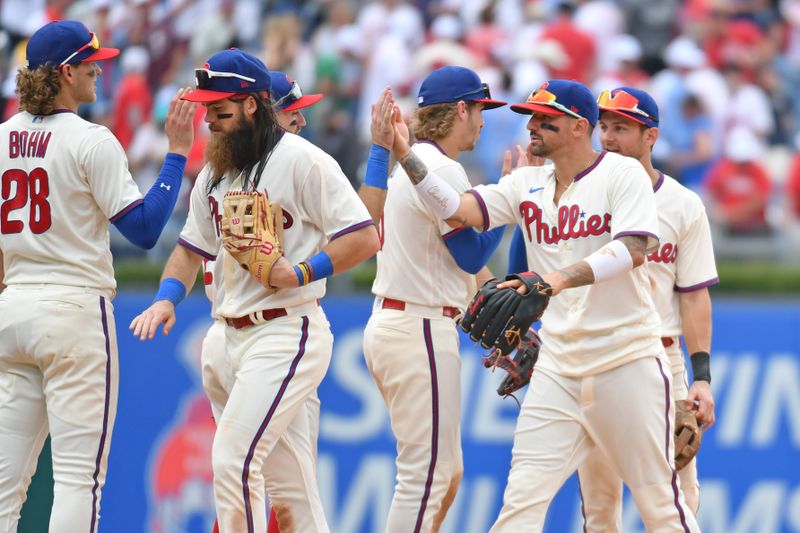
206,92,283,194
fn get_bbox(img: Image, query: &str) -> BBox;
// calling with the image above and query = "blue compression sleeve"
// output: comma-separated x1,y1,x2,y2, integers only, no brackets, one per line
113,153,187,249
443,226,505,274
363,145,390,189
507,225,528,275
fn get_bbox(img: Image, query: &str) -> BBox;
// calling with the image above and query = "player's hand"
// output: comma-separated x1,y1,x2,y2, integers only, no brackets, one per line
129,300,177,340
686,380,715,428
498,272,563,296
390,106,411,160
371,87,395,149
268,257,300,289
165,87,197,157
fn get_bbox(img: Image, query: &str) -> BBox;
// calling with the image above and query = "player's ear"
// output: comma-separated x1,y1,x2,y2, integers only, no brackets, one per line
646,126,659,148
243,95,258,117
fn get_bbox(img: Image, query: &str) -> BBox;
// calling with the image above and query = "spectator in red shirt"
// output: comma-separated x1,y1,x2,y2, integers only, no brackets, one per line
704,126,773,235
112,46,152,150
538,1,596,83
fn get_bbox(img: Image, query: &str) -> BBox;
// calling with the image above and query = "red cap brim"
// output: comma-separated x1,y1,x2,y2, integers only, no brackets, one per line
181,89,238,103
83,47,120,63
473,98,507,110
510,103,565,116
282,93,324,112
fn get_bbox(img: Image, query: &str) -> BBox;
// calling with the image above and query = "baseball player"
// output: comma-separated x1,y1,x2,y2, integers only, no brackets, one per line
384,79,701,532
129,49,379,533
0,20,195,532
573,87,717,530
201,71,324,533
361,67,507,532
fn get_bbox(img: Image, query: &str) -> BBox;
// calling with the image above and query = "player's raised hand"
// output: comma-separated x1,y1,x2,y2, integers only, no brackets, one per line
129,300,177,341
166,87,197,157
390,105,411,159
371,87,395,150
686,380,716,428
501,144,531,176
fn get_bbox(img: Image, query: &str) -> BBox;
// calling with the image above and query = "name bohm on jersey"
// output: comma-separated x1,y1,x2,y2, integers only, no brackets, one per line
8,130,52,159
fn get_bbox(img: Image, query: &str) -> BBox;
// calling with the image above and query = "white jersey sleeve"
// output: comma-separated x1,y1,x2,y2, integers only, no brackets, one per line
178,166,220,260
83,133,142,221
468,167,535,231
675,198,718,291
606,159,659,251
298,153,372,246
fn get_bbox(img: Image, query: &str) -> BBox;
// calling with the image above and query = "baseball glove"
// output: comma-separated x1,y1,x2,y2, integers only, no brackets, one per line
461,272,552,356
483,327,541,397
221,191,284,287
674,399,703,470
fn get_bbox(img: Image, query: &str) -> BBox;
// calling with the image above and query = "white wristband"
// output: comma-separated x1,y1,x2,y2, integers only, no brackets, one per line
584,239,633,283
413,171,460,220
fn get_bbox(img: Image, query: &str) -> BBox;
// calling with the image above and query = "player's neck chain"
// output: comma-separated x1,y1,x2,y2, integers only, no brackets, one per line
555,151,597,190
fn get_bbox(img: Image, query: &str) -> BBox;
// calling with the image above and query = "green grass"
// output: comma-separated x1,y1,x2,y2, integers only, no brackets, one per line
113,257,800,294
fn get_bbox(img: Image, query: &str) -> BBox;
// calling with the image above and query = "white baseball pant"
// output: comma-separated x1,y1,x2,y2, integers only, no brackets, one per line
363,302,463,533
577,338,700,532
212,303,331,533
491,355,700,533
201,318,322,531
0,285,118,533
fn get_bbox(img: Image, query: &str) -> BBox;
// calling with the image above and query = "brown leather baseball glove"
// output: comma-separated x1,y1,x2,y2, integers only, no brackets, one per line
221,191,284,287
674,399,704,471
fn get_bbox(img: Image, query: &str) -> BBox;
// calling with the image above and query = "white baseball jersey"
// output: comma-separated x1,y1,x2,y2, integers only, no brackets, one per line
372,141,476,309
179,132,372,317
202,258,224,320
471,151,663,376
0,111,142,296
648,172,719,339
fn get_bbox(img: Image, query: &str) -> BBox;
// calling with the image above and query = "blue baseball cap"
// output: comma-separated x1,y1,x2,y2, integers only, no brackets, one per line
269,71,323,112
417,66,506,109
597,86,659,128
26,20,119,69
511,79,599,126
183,48,271,103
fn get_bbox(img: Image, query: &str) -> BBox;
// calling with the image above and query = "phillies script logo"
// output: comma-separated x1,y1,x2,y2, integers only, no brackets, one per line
519,201,611,244
648,242,678,264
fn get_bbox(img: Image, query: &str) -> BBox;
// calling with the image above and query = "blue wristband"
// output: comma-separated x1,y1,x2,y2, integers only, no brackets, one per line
364,144,390,189
153,277,186,306
293,251,335,286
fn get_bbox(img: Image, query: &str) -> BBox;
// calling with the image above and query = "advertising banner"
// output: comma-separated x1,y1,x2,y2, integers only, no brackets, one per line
86,294,800,533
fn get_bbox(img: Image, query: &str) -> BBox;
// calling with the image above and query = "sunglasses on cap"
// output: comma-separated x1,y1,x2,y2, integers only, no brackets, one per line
195,68,257,89
274,81,303,109
597,89,656,121
453,82,492,101
526,88,583,120
60,32,100,66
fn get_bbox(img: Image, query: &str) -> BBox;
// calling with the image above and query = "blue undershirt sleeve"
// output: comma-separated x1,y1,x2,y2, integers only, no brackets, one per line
507,225,528,275
443,226,505,274
113,153,187,249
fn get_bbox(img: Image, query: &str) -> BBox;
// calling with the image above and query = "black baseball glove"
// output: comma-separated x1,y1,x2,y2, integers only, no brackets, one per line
461,272,552,356
483,327,541,397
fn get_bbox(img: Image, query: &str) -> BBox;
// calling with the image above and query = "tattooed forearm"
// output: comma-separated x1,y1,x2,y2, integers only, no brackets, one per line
397,150,429,185
618,235,648,265
557,260,596,289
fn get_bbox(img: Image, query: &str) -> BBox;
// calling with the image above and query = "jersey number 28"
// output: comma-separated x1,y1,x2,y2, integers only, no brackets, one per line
1,168,52,234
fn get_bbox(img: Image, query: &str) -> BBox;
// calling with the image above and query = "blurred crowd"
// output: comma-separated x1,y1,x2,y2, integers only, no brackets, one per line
2,0,800,262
